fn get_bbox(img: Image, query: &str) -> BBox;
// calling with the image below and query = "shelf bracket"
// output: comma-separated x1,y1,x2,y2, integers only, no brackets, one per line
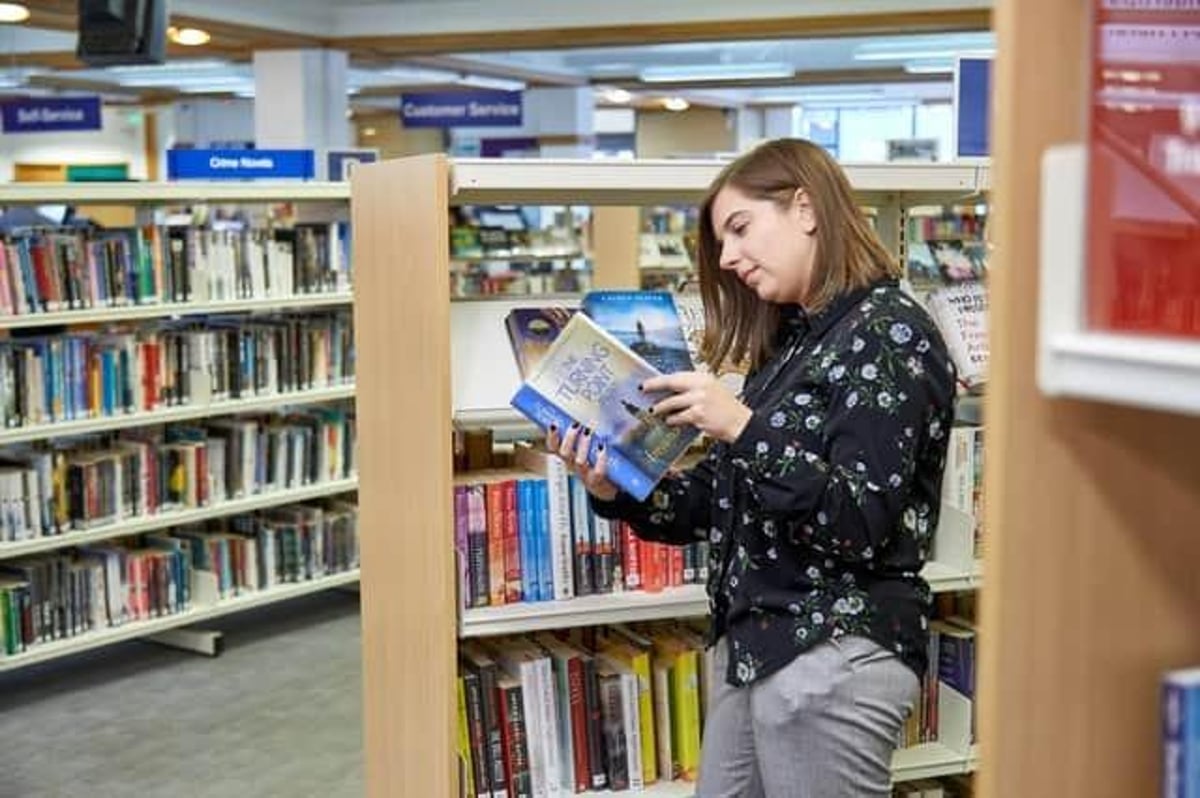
146,627,225,657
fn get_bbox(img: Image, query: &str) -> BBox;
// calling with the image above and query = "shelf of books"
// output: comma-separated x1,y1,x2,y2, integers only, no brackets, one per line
354,154,985,797
1037,144,1200,416
0,568,360,672
0,181,361,672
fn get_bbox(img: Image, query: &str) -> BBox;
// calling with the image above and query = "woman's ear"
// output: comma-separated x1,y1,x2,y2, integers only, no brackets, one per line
792,188,817,235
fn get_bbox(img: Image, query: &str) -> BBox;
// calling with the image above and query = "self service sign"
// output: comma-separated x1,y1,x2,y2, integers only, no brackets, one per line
401,91,523,128
167,149,315,180
1,97,102,133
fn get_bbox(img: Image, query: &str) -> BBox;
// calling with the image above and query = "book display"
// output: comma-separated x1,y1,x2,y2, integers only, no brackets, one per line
451,204,591,298
353,156,990,796
0,182,358,670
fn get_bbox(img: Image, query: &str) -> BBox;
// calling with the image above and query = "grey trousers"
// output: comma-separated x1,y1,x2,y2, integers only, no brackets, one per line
697,635,920,798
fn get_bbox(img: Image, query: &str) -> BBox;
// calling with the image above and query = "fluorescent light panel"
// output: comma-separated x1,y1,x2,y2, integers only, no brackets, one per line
639,62,794,83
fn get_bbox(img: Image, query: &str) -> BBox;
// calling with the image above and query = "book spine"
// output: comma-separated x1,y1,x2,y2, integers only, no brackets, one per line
486,483,506,607
544,456,574,602
583,658,607,790
568,657,591,793
1163,676,1199,798
502,480,521,604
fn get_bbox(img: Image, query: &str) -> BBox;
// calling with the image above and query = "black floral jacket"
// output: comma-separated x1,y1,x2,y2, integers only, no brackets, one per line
592,279,957,686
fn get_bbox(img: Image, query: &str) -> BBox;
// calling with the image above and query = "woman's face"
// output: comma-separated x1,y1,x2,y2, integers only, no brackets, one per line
710,184,817,306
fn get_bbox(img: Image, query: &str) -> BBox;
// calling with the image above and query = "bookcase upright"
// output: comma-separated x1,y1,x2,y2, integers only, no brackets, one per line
352,154,992,797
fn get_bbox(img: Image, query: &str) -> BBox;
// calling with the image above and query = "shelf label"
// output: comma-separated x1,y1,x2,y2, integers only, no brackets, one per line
1086,6,1200,337
326,148,379,181
167,149,315,180
1,97,102,133
401,91,523,128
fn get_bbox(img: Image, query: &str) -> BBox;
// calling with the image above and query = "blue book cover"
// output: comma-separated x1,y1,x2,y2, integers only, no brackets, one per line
510,312,698,503
581,290,694,375
1164,668,1200,798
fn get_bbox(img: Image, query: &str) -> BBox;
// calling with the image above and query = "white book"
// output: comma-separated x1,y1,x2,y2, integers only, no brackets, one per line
621,671,644,790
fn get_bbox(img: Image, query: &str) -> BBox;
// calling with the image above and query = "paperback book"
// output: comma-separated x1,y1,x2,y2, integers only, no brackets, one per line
509,311,698,502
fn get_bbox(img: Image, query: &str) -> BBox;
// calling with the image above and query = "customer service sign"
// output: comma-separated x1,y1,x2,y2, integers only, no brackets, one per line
401,91,523,128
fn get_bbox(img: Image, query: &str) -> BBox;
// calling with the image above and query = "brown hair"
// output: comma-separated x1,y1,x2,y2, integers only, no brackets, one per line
697,138,900,372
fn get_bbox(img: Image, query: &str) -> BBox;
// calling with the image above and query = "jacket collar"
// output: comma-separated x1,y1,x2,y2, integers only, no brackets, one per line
778,278,898,343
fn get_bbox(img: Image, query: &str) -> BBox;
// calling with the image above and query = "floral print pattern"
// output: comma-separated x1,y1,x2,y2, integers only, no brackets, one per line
591,279,956,687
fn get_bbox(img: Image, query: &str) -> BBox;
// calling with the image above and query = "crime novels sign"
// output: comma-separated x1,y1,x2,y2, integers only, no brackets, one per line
401,91,523,128
167,149,315,180
1,97,102,133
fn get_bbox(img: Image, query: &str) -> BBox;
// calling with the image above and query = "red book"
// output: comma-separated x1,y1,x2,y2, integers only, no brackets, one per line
485,483,506,606
502,480,522,604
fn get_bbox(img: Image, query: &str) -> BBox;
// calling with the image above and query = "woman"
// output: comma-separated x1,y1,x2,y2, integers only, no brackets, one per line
550,138,956,797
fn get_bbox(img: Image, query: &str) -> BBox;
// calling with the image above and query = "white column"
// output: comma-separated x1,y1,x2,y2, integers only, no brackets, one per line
762,106,795,140
735,107,765,152
253,49,350,177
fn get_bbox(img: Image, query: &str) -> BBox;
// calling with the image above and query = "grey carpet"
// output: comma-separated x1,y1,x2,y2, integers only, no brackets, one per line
0,591,363,798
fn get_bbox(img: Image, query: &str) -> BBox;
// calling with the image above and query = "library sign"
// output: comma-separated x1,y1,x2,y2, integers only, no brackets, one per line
1,97,102,133
167,149,315,180
400,90,523,128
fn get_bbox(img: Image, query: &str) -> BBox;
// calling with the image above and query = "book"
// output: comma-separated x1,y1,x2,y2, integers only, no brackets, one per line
580,290,694,376
509,311,699,503
1164,668,1200,798
504,307,577,380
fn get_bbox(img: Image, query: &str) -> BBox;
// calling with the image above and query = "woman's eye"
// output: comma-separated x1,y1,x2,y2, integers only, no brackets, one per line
732,224,747,236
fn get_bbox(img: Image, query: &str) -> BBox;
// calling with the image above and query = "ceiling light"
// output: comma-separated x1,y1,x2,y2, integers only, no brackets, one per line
662,97,690,112
603,88,632,104
362,127,377,137
0,3,29,23
168,27,211,46
640,62,794,83
904,60,956,74
456,74,526,92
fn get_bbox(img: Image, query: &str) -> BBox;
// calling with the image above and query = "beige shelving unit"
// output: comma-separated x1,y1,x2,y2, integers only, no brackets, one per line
980,1,1200,796
353,154,991,797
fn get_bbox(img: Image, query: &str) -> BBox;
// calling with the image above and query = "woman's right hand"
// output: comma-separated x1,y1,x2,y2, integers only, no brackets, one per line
546,423,619,502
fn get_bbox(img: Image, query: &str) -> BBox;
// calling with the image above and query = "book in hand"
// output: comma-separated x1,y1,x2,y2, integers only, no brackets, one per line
509,311,698,502
505,306,578,379
581,290,694,376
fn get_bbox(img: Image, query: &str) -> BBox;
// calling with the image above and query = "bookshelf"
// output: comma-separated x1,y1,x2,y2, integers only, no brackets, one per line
355,155,990,797
0,182,359,670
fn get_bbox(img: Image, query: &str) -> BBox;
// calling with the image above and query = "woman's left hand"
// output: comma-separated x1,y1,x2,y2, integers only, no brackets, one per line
642,372,753,444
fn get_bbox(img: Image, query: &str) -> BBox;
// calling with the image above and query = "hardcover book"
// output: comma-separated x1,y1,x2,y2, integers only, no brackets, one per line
581,291,694,376
509,311,698,502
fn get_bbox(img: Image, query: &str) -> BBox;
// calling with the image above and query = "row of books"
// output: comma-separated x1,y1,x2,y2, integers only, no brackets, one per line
0,498,358,656
942,425,984,560
0,407,355,543
0,312,354,428
905,615,977,752
456,450,708,609
458,621,708,798
894,776,975,798
0,222,351,316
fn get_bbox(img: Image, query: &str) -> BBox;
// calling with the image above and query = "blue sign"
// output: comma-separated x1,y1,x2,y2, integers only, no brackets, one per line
1,97,102,133
955,57,992,159
401,91,523,128
167,149,315,180
327,148,378,181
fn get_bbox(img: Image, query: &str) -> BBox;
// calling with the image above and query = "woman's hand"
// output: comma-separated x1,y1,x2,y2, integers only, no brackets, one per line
546,422,619,502
642,372,753,444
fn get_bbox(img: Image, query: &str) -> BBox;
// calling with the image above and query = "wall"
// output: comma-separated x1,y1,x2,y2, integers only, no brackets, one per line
172,98,257,148
635,108,736,158
354,111,446,159
0,106,149,182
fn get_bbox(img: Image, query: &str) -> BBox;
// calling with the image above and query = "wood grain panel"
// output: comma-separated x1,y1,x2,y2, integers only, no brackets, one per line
980,2,1200,796
591,206,641,289
352,155,457,798
341,9,991,55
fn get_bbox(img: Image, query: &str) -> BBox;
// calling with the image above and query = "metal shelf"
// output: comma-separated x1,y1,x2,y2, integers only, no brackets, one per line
450,159,990,206
460,585,709,638
574,742,975,795
0,291,353,330
0,569,360,672
460,560,981,638
0,477,358,560
0,382,355,446
0,182,350,205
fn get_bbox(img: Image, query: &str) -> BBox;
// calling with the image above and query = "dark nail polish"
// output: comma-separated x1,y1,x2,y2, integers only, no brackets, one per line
597,443,605,452
549,423,557,433
570,421,579,429
584,427,592,436
637,383,644,392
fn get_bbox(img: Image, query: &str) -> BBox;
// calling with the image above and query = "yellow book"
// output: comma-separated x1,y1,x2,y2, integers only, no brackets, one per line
599,638,658,785
653,634,701,782
456,675,476,798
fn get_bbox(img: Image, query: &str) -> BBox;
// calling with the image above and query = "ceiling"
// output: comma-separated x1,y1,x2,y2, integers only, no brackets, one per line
0,2,993,109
